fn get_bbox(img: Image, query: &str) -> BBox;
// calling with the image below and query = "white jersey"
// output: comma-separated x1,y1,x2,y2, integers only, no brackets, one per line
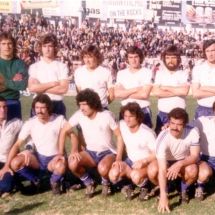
0,119,22,163
74,65,113,107
116,67,152,108
154,65,189,113
192,116,215,156
18,115,66,156
192,61,215,107
69,110,118,153
156,126,200,161
29,58,69,101
120,120,156,162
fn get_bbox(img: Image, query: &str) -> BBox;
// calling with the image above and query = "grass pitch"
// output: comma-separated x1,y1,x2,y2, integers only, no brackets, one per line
2,96,215,215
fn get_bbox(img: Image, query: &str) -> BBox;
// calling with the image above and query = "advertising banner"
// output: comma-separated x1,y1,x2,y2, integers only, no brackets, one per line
0,0,13,13
148,0,181,25
102,0,147,20
182,0,215,26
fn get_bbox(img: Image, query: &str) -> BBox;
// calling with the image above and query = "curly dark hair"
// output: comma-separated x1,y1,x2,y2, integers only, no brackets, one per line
76,88,102,111
120,102,144,125
32,94,53,115
80,45,103,66
125,46,144,64
168,108,189,125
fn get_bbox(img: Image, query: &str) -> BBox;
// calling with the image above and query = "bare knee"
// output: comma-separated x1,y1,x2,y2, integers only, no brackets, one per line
184,164,198,183
68,158,79,172
98,162,110,177
109,167,120,183
130,170,142,185
53,161,66,175
198,164,212,182
10,155,25,172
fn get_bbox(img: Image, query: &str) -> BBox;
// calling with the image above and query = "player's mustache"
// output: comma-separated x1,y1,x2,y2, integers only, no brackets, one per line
171,129,179,132
36,112,44,115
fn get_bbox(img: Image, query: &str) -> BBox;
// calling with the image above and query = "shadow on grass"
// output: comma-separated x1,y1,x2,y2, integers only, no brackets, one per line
4,202,44,215
204,177,215,199
170,201,181,211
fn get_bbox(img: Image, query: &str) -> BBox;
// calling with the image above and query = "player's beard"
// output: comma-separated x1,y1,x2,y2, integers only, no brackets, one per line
165,62,178,71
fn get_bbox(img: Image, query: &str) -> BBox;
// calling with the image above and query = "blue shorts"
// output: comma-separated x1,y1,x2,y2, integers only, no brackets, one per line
86,149,114,165
201,154,215,171
155,111,169,135
124,157,133,168
35,153,55,170
31,100,66,117
52,100,66,117
141,107,153,128
6,99,21,121
195,105,213,119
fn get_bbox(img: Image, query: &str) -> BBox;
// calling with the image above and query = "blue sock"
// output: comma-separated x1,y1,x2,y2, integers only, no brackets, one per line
80,173,94,186
101,177,110,186
50,173,63,183
17,167,39,183
181,181,188,192
0,172,14,193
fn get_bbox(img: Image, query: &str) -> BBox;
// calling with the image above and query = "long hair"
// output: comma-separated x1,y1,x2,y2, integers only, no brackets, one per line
32,94,53,115
80,45,103,66
39,33,58,57
76,89,103,112
161,45,181,69
120,102,144,124
125,46,144,64
202,39,215,59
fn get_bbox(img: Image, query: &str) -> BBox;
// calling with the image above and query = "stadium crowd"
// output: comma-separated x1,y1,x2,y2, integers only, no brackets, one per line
0,13,214,78
1,13,215,213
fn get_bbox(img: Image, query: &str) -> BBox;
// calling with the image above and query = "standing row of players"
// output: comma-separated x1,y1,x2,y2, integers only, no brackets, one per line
0,31,215,213
0,31,215,129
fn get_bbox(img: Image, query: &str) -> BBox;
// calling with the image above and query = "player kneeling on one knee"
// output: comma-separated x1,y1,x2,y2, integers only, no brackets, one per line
58,89,124,198
109,102,156,200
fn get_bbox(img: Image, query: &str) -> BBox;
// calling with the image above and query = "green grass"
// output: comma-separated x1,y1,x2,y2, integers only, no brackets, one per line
2,95,214,215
